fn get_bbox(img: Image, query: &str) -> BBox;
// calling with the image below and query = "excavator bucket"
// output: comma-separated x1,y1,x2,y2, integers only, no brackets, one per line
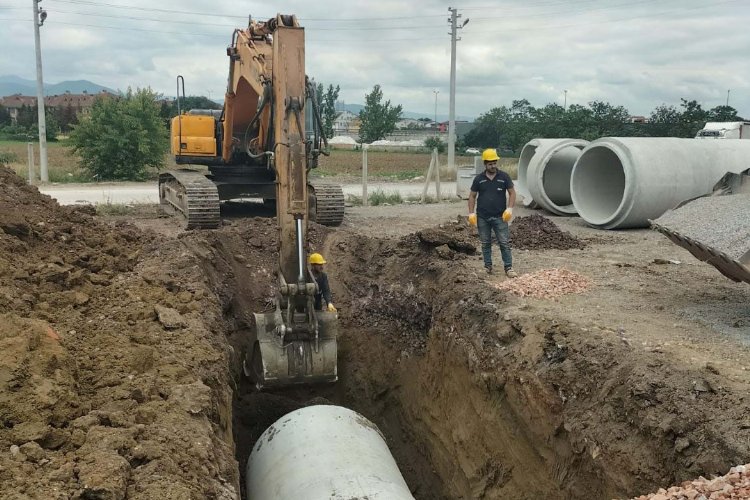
245,312,338,389
651,172,750,284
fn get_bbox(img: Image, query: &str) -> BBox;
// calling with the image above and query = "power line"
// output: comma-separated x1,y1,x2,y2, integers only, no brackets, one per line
45,8,450,30
47,0,446,22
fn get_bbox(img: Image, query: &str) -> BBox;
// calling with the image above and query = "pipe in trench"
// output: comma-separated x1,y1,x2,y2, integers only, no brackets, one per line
246,405,415,499
570,137,750,229
517,138,589,215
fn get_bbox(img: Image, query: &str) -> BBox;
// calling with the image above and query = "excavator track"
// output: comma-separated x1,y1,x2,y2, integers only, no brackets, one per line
159,170,220,229
310,182,345,227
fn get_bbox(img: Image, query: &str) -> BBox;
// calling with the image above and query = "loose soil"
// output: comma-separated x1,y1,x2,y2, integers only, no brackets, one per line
1,166,749,499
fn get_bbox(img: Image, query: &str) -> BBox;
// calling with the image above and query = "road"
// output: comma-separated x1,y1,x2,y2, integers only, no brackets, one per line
39,181,462,205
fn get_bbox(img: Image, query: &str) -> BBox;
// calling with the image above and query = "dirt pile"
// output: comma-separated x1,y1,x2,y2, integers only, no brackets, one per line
510,214,586,250
0,167,238,499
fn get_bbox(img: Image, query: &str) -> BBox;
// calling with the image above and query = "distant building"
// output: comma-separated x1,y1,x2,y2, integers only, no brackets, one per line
629,115,649,124
0,90,115,124
395,118,426,129
333,110,359,135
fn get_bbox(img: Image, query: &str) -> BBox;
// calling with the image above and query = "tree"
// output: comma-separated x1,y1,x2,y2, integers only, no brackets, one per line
424,136,446,153
315,83,340,138
708,105,742,122
70,88,169,181
358,85,402,143
0,105,10,126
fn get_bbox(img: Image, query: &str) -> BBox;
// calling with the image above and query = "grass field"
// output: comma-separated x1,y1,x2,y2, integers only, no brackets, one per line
0,140,518,184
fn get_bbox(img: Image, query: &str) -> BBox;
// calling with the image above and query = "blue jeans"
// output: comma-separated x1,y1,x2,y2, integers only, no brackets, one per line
477,216,512,270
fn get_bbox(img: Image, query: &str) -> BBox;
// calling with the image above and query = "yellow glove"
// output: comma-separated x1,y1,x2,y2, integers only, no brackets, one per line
327,303,337,313
468,213,477,226
502,208,513,222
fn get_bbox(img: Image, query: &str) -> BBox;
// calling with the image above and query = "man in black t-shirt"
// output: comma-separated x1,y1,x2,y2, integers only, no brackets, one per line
309,253,337,312
468,149,517,277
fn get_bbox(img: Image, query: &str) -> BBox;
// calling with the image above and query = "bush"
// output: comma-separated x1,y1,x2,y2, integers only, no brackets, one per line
424,136,446,153
70,88,168,181
0,150,18,164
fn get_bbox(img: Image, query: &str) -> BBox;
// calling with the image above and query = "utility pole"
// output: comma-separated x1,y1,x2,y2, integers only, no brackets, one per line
726,89,730,107
432,89,439,137
447,7,468,173
32,0,49,182
564,89,568,111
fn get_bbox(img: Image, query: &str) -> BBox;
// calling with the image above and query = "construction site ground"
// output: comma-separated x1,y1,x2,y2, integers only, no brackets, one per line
1,165,748,499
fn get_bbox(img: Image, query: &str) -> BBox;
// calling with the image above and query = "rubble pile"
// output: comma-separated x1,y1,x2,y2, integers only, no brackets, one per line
632,463,749,500
493,268,592,299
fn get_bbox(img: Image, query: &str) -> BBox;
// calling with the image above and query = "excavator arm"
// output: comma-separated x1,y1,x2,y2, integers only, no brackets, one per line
242,15,338,388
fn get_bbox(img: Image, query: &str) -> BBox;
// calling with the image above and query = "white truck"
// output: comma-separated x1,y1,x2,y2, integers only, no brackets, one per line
695,121,750,139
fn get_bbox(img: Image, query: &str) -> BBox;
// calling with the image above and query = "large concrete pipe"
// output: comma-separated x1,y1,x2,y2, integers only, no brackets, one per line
570,137,750,229
517,138,589,214
246,405,415,500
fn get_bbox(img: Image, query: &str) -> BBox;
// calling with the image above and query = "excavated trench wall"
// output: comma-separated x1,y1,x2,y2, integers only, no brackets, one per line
192,221,747,499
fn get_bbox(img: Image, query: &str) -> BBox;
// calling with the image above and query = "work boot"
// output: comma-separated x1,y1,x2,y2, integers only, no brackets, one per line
505,268,518,278
485,266,493,275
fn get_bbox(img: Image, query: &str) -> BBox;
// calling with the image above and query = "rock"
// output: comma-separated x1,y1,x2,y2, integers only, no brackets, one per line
169,381,212,414
435,244,456,260
154,305,186,329
11,421,50,445
74,292,90,306
77,450,130,500
675,437,691,453
42,427,70,450
19,442,46,463
176,291,193,304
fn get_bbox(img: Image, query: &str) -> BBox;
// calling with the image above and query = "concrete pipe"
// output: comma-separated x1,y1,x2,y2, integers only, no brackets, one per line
246,405,415,500
517,138,589,214
570,137,750,229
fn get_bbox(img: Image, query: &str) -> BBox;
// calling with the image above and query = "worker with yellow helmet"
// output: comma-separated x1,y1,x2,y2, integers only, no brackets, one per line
308,252,337,312
468,149,518,277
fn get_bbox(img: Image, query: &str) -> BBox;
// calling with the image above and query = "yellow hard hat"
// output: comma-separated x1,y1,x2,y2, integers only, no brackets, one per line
308,252,326,265
482,148,500,162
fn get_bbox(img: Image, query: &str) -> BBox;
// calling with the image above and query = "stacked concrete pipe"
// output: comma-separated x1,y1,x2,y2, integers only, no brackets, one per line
570,137,750,229
516,138,589,215
246,405,415,499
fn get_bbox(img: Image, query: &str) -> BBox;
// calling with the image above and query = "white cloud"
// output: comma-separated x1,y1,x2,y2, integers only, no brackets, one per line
1,0,748,118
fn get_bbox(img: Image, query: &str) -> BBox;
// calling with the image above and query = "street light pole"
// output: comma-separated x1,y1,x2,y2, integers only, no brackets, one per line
32,0,49,182
433,89,439,137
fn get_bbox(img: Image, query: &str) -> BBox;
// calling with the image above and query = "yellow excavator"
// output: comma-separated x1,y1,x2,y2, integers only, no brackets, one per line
163,15,339,387
160,15,344,230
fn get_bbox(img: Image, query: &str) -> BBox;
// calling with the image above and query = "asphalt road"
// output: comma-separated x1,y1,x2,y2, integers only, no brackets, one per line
39,181,462,205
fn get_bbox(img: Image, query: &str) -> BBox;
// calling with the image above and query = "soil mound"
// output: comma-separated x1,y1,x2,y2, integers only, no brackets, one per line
510,214,585,250
0,167,238,498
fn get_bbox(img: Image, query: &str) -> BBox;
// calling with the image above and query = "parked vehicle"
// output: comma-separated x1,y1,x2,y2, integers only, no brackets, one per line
695,122,750,139
465,147,481,154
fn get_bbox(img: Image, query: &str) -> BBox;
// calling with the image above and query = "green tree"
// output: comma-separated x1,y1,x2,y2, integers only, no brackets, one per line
358,85,402,143
16,105,36,129
677,98,708,137
315,83,340,138
424,136,446,153
70,88,169,180
708,105,742,122
0,105,10,126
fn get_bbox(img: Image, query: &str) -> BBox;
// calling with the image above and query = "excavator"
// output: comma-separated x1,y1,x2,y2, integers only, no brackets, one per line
159,16,345,230
162,14,339,387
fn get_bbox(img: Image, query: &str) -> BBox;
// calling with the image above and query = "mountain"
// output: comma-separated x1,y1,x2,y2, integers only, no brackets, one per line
0,75,117,97
335,102,474,122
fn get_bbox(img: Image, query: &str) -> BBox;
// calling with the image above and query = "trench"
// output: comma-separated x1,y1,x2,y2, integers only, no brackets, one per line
195,219,743,499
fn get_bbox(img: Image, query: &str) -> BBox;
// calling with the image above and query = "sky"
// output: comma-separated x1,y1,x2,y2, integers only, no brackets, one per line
1,0,749,120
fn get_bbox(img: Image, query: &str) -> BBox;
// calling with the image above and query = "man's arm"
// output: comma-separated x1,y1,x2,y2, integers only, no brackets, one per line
468,190,477,213
507,187,516,209
320,273,333,305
